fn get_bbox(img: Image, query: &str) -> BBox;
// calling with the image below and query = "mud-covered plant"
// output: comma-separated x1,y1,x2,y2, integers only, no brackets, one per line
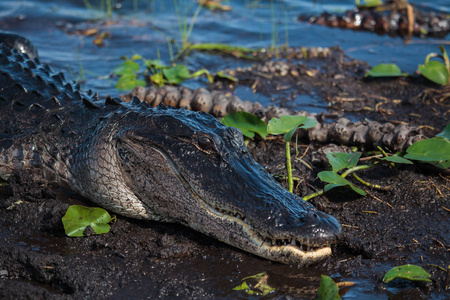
62,205,115,237
232,272,275,296
419,45,450,85
267,116,317,193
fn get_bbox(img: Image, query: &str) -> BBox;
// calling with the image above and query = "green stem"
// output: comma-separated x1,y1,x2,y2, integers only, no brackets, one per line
303,190,323,201
285,141,293,193
341,164,376,178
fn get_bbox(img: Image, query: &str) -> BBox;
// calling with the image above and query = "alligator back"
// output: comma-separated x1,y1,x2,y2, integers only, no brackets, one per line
0,43,104,184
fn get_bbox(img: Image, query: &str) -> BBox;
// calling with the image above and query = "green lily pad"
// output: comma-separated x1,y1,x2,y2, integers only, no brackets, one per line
326,152,361,173
162,64,191,85
383,264,431,284
267,115,317,142
222,111,268,139
418,60,449,85
317,275,340,300
62,205,112,237
365,63,407,78
318,171,367,196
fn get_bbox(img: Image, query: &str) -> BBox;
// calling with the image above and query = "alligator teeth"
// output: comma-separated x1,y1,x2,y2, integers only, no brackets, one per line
291,239,296,246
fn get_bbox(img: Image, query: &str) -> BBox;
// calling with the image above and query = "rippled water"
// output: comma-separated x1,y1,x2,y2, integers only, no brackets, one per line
1,0,449,105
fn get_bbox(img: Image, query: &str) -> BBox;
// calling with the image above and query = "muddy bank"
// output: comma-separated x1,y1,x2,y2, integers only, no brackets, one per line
0,48,449,299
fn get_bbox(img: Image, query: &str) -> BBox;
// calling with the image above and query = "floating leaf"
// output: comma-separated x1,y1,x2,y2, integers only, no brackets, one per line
318,171,367,195
326,152,361,173
317,275,341,300
379,155,414,164
62,205,112,237
222,111,268,139
436,123,450,140
365,63,407,78
383,264,431,284
418,61,449,85
267,116,317,142
163,64,191,84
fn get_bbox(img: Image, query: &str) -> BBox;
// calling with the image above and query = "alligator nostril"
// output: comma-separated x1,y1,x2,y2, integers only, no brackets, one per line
310,212,319,219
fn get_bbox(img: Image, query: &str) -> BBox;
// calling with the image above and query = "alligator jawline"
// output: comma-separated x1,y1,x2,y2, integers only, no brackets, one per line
150,147,332,262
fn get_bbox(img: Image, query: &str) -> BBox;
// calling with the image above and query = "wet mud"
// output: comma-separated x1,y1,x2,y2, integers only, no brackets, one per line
0,50,449,299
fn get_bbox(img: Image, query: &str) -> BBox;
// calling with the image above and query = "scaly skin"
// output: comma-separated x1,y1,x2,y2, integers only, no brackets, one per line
0,36,341,265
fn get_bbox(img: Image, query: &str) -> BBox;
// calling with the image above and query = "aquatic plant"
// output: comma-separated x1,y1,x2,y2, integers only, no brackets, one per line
267,116,317,193
62,205,114,237
418,45,449,85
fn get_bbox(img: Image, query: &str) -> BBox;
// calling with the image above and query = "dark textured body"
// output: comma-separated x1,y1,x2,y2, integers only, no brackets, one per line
0,40,341,265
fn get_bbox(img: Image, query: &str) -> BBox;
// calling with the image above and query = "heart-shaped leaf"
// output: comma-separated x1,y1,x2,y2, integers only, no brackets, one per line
418,60,449,85
317,275,340,300
318,171,367,195
62,205,112,237
267,116,317,142
163,64,191,84
326,152,361,173
222,111,268,139
405,137,450,162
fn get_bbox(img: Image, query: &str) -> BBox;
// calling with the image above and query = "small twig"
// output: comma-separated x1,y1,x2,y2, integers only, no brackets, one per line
365,190,393,208
342,224,359,229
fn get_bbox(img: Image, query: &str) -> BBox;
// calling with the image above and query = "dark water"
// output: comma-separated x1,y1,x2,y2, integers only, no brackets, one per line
0,1,449,299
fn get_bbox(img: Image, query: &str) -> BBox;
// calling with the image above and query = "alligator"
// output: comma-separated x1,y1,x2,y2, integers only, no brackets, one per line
0,34,341,265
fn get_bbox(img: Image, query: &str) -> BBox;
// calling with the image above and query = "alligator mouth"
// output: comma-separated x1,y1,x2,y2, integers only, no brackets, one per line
150,146,332,264
196,196,333,264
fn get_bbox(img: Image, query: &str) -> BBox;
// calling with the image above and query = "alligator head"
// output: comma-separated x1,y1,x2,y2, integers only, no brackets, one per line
76,104,341,265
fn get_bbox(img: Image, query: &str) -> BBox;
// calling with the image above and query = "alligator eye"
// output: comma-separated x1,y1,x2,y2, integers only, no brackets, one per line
197,135,214,151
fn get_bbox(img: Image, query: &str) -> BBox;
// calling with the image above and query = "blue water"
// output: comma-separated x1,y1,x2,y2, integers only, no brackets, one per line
0,0,448,105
